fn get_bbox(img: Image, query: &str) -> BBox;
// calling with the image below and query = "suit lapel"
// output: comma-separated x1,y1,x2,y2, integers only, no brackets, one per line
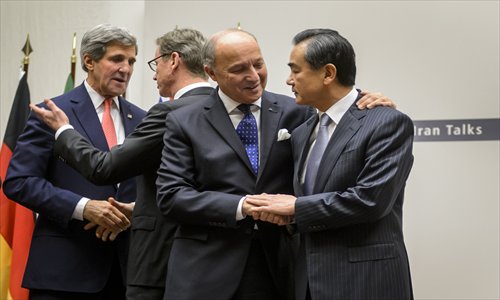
70,85,109,151
314,104,364,193
118,96,139,135
294,115,318,195
204,95,255,175
258,96,281,180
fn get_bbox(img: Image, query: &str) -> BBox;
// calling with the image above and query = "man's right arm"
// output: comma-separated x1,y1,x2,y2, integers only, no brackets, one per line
31,99,166,184
3,110,129,231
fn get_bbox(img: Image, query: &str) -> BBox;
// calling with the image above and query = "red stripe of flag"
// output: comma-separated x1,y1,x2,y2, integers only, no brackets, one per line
1,71,34,300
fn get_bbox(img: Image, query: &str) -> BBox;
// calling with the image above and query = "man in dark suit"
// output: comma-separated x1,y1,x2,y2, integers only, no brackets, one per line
155,29,395,300
29,28,212,300
247,28,414,300
155,28,311,300
3,24,146,299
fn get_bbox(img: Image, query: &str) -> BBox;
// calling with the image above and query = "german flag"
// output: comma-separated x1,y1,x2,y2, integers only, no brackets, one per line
0,71,35,300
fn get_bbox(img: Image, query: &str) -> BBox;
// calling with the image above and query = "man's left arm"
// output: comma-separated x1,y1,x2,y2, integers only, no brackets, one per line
249,111,414,229
294,111,415,232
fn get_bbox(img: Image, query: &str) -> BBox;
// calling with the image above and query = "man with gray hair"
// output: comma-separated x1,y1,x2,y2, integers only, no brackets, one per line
3,24,146,299
28,27,213,299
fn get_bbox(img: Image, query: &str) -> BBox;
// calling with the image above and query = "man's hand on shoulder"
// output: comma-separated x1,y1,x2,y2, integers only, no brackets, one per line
356,90,397,109
30,98,70,131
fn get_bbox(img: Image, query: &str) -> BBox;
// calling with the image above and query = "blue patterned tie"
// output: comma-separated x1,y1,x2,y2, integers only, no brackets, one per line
236,104,259,175
303,113,332,195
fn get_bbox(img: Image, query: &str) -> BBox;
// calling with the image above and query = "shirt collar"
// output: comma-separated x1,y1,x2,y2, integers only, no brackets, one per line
174,82,212,99
321,87,357,125
217,88,261,114
84,79,120,110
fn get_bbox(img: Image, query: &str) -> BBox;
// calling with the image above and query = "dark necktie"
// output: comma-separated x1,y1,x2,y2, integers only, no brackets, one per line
102,98,117,148
236,104,259,175
303,113,332,195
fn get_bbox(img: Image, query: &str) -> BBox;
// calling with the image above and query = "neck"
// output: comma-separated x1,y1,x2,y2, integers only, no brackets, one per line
316,85,353,112
171,76,208,98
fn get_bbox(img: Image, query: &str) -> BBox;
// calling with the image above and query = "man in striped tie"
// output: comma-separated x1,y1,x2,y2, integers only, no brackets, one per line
247,28,414,300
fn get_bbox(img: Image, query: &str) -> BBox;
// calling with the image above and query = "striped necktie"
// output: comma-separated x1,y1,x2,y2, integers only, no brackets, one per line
303,113,332,195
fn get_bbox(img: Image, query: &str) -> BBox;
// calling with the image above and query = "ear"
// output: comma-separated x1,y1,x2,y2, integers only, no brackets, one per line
83,54,94,71
204,65,217,82
170,52,181,70
323,63,337,84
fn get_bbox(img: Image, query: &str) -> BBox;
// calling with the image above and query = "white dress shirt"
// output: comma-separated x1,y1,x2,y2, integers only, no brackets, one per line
68,80,125,220
217,89,262,221
173,82,212,99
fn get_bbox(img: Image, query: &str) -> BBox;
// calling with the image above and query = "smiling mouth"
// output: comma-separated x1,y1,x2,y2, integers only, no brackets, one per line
245,84,260,91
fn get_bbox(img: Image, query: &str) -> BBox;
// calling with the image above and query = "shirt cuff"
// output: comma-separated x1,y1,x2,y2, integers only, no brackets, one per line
72,197,90,221
55,124,74,140
236,196,246,221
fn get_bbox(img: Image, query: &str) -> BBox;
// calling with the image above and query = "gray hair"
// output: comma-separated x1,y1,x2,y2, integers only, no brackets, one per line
156,28,207,79
80,24,137,72
202,28,257,69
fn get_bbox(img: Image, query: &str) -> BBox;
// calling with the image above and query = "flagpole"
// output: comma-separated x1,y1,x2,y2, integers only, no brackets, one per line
21,34,33,76
71,32,76,84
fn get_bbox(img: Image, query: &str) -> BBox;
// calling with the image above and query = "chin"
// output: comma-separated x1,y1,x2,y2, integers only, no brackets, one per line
248,90,263,100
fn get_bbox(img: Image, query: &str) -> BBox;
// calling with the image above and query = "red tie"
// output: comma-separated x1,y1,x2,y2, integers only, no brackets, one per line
102,98,117,148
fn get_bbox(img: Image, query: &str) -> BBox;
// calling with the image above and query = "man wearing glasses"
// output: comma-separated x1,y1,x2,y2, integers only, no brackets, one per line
30,28,213,300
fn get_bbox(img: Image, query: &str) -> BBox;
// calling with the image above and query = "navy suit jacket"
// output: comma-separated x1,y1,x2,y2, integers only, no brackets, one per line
291,92,414,300
156,89,313,300
3,83,145,293
51,86,213,290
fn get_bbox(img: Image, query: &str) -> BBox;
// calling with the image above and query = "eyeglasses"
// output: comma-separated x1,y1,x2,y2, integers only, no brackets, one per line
147,53,167,72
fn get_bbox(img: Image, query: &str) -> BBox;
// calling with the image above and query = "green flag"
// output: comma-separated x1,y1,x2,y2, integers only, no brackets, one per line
64,73,74,93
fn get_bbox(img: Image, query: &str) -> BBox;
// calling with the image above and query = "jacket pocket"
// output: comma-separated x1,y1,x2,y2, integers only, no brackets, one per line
132,216,156,231
174,226,209,241
348,243,397,262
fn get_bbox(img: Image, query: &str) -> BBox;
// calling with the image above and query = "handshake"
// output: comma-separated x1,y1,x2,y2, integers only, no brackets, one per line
83,197,134,242
243,193,297,226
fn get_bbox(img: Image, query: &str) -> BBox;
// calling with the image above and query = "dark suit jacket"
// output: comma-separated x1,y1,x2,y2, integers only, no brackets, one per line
156,89,313,300
52,86,213,290
291,92,414,300
3,83,145,293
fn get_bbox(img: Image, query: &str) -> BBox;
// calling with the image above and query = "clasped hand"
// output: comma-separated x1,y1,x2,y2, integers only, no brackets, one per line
243,193,296,226
83,197,134,242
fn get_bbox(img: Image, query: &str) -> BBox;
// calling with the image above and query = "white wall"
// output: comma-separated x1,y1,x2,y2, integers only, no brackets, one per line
1,1,499,299
0,0,145,122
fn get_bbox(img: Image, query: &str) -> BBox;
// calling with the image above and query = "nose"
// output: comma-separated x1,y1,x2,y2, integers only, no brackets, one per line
286,74,294,86
245,66,260,82
118,62,133,74
153,72,157,81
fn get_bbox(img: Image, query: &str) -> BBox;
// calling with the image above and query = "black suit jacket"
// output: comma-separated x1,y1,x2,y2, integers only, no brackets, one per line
291,93,414,300
3,83,145,292
156,89,313,300
53,86,213,290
